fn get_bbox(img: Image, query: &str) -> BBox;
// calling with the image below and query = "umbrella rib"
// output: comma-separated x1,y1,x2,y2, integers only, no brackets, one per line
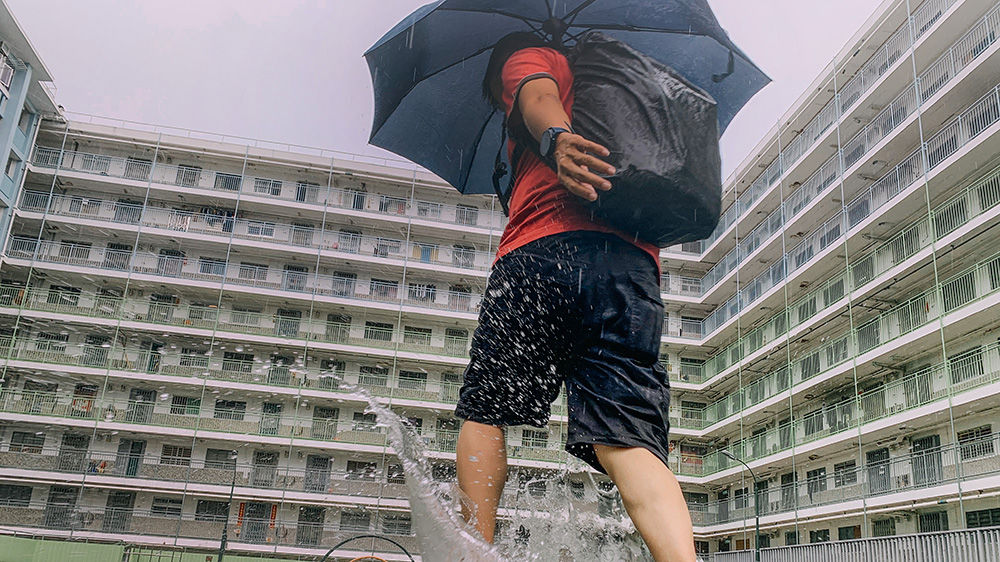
438,6,545,26
563,0,600,23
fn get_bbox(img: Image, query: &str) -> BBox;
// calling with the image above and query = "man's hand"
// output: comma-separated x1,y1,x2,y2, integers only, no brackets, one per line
552,133,615,201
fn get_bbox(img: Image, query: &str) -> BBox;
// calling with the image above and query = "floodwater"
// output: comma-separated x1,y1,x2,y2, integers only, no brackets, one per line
364,397,655,562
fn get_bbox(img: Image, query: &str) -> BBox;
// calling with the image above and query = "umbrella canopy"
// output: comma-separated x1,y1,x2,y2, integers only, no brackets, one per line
365,0,770,195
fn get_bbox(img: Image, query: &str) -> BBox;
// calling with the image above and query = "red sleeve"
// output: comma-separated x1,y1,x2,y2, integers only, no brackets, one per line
500,47,571,115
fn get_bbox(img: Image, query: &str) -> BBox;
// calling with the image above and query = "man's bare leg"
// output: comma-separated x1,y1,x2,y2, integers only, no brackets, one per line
594,445,696,562
457,421,508,542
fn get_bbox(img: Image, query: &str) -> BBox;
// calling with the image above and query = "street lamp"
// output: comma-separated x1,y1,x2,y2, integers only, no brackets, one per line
721,450,761,562
219,450,239,562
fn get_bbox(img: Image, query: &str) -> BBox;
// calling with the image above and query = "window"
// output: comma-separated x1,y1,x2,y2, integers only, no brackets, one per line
809,529,830,543
403,326,432,346
175,165,202,187
331,272,357,297
785,531,799,546
340,510,371,532
455,204,479,226
18,109,33,133
10,431,44,453
195,500,230,522
57,240,91,261
198,257,226,276
370,279,399,300
387,464,406,485
872,518,896,537
416,200,441,218
214,400,247,421
379,195,407,214
254,177,282,195
522,429,548,448
452,243,476,268
36,332,69,352
967,507,1000,528
407,282,437,302
834,460,858,487
346,460,378,481
838,525,861,540
382,514,412,535
5,151,21,178
221,352,254,374
0,484,32,506
806,467,827,497
81,154,111,173
364,321,394,342
179,349,209,368
358,365,389,388
151,497,183,517
123,157,152,180
210,172,241,191
161,445,192,466
246,221,275,238
205,448,236,470
398,370,427,391
170,396,201,416
238,262,268,281
353,411,377,429
919,511,949,533
230,307,261,326
958,426,994,460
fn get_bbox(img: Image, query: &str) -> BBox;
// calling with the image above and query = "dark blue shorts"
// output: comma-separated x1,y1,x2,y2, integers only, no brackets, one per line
454,231,671,473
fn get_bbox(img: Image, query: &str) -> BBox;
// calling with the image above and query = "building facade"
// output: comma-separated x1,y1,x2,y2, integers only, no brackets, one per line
1,0,1000,560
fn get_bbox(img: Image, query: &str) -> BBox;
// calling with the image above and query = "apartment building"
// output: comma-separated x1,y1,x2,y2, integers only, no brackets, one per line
1,0,1000,560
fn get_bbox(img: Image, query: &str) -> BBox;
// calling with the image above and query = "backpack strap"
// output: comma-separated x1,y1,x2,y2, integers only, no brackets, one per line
491,120,526,217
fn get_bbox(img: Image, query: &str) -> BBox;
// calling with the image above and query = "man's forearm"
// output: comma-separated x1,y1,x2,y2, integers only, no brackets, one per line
519,90,572,142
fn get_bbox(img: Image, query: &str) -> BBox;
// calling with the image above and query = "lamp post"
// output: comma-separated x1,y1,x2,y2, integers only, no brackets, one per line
721,450,761,562
218,450,238,562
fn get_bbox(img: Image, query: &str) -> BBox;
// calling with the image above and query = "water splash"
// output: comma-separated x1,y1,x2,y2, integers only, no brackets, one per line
362,393,655,562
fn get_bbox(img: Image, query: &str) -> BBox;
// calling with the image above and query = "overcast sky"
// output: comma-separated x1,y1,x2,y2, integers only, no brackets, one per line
8,0,880,179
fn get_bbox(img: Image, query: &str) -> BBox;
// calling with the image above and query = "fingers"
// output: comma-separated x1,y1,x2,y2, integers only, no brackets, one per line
558,170,598,201
552,133,615,201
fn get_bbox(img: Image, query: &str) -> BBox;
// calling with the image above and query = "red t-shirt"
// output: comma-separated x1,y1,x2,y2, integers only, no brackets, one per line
496,47,660,264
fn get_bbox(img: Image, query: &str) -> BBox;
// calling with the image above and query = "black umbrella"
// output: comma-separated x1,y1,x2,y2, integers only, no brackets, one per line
365,0,770,194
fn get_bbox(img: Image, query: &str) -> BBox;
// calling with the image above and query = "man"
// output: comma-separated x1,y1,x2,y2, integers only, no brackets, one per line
453,33,696,562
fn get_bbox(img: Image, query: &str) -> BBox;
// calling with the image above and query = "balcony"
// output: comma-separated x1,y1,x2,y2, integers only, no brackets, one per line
15,191,495,273
670,246,1000,432
688,430,1000,527
673,142,1000,387
667,339,1000,477
698,0,974,256
28,147,505,231
0,501,421,554
1,240,485,317
0,388,563,464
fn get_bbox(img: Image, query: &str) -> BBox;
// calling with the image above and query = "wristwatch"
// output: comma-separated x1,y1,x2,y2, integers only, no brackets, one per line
539,127,572,160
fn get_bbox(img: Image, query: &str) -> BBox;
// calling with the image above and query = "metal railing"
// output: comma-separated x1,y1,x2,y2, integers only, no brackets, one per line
16,191,495,272
670,244,1000,431
699,0,966,255
0,388,565,463
678,156,1000,386
3,239,488,311
699,77,1000,340
687,432,1000,526
29,147,505,231
713,525,1000,562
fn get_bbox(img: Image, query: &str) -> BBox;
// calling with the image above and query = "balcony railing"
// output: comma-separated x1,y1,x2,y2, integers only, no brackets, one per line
0,283,480,329
673,242,1000,429
0,501,421,553
16,191,495,272
686,431,1000,527
669,338,1000,477
669,79,1000,363
2,240,485,316
698,0,967,254
713,526,1000,562
28,148,505,230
